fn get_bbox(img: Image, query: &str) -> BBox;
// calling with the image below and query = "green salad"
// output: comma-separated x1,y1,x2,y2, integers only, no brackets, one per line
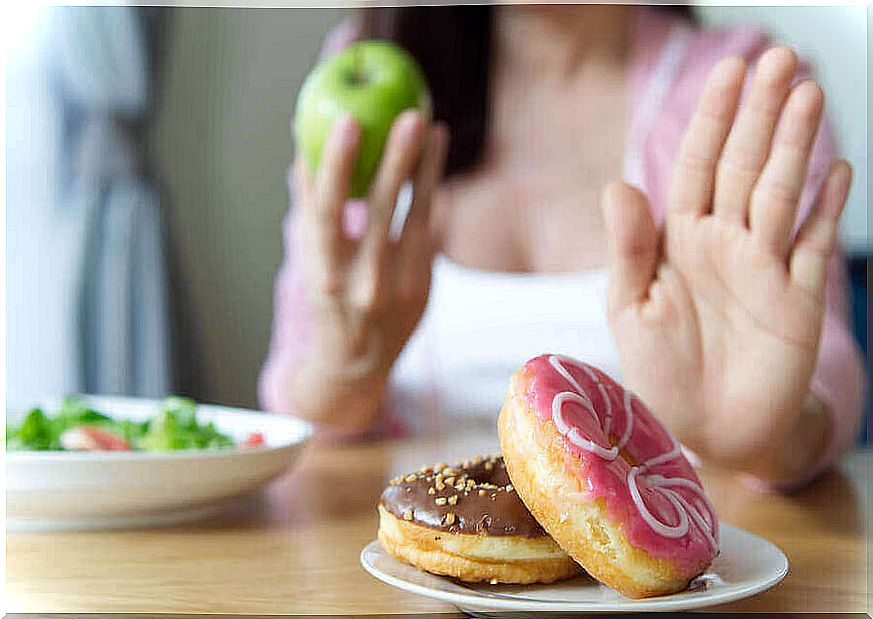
5,396,263,452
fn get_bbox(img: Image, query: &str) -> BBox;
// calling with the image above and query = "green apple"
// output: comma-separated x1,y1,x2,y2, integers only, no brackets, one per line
294,40,432,199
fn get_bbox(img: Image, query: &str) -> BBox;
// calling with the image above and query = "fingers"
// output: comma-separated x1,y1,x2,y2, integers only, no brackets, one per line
392,123,450,299
667,57,746,218
789,160,851,297
713,47,798,224
602,182,659,313
402,122,450,243
309,116,360,252
312,115,361,228
302,116,360,293
293,158,312,205
749,80,824,256
364,110,427,259
347,110,427,310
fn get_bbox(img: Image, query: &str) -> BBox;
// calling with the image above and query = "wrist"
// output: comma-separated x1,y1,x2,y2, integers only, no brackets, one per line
289,356,386,430
735,393,831,485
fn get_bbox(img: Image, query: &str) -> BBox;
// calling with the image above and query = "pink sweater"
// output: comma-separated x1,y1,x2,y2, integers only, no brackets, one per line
260,8,865,488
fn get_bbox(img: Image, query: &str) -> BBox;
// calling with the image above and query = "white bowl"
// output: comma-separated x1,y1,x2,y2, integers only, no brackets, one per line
6,395,311,531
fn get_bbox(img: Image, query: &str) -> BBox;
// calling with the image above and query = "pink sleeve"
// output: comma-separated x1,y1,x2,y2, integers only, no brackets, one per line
257,174,313,416
641,22,865,488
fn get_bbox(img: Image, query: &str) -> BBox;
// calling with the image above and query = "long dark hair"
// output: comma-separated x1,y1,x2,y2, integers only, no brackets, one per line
361,5,694,177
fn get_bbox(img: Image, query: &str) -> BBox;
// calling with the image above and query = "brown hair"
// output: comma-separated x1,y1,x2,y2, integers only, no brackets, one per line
362,6,493,176
361,5,695,177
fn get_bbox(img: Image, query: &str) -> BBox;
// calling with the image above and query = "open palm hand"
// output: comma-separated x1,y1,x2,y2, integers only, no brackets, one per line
603,48,852,477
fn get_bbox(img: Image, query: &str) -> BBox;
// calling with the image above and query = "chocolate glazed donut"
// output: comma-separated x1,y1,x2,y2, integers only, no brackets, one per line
377,456,580,584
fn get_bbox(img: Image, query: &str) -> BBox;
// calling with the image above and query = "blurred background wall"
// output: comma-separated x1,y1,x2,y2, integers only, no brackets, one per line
150,8,346,406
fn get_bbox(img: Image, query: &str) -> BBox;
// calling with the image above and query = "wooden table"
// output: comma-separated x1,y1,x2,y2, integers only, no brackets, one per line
6,429,871,615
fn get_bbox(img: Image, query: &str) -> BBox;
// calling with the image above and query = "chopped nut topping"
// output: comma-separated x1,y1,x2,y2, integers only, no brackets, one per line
427,487,435,495
445,512,456,525
435,480,446,491
489,578,498,585
505,484,514,492
484,462,494,471
448,495,458,505
444,476,455,486
405,474,417,483
403,510,414,521
435,497,447,506
478,489,486,496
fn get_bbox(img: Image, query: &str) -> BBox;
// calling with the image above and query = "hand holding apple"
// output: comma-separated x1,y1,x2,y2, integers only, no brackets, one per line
295,40,432,198
287,41,448,431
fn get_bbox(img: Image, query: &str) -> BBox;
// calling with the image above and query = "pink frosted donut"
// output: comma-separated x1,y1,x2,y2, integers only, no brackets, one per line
498,354,719,598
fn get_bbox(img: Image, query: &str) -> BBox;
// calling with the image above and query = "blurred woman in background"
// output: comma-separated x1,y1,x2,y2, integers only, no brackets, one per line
260,5,864,489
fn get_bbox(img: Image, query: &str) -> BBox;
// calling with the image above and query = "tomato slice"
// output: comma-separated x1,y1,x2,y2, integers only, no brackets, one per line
241,432,266,448
61,426,132,451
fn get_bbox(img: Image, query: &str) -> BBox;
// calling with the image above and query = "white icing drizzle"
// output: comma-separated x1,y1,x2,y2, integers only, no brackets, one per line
628,467,690,538
549,355,587,396
547,355,719,549
579,363,613,437
552,392,618,460
646,474,719,547
638,435,682,473
618,389,635,450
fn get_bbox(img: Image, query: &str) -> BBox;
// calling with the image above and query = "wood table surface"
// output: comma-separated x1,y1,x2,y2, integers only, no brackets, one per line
6,428,871,615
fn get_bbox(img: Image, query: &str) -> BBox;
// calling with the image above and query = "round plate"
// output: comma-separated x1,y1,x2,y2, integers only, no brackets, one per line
6,395,312,531
361,523,787,613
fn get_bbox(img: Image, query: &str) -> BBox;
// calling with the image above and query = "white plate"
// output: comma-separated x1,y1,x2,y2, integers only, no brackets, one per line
6,395,312,531
361,523,787,614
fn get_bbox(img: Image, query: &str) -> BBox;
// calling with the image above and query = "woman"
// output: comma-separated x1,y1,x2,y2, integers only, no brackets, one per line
260,5,864,489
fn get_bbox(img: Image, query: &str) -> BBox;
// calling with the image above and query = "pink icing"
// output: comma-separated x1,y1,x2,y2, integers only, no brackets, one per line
520,354,719,574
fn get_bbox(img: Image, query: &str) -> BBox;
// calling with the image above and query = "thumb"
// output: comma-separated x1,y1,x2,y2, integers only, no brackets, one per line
601,181,658,313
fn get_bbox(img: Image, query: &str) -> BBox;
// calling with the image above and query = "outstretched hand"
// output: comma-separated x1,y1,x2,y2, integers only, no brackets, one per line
602,47,851,480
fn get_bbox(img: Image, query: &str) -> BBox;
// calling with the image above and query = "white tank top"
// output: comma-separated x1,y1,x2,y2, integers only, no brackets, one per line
386,25,690,436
